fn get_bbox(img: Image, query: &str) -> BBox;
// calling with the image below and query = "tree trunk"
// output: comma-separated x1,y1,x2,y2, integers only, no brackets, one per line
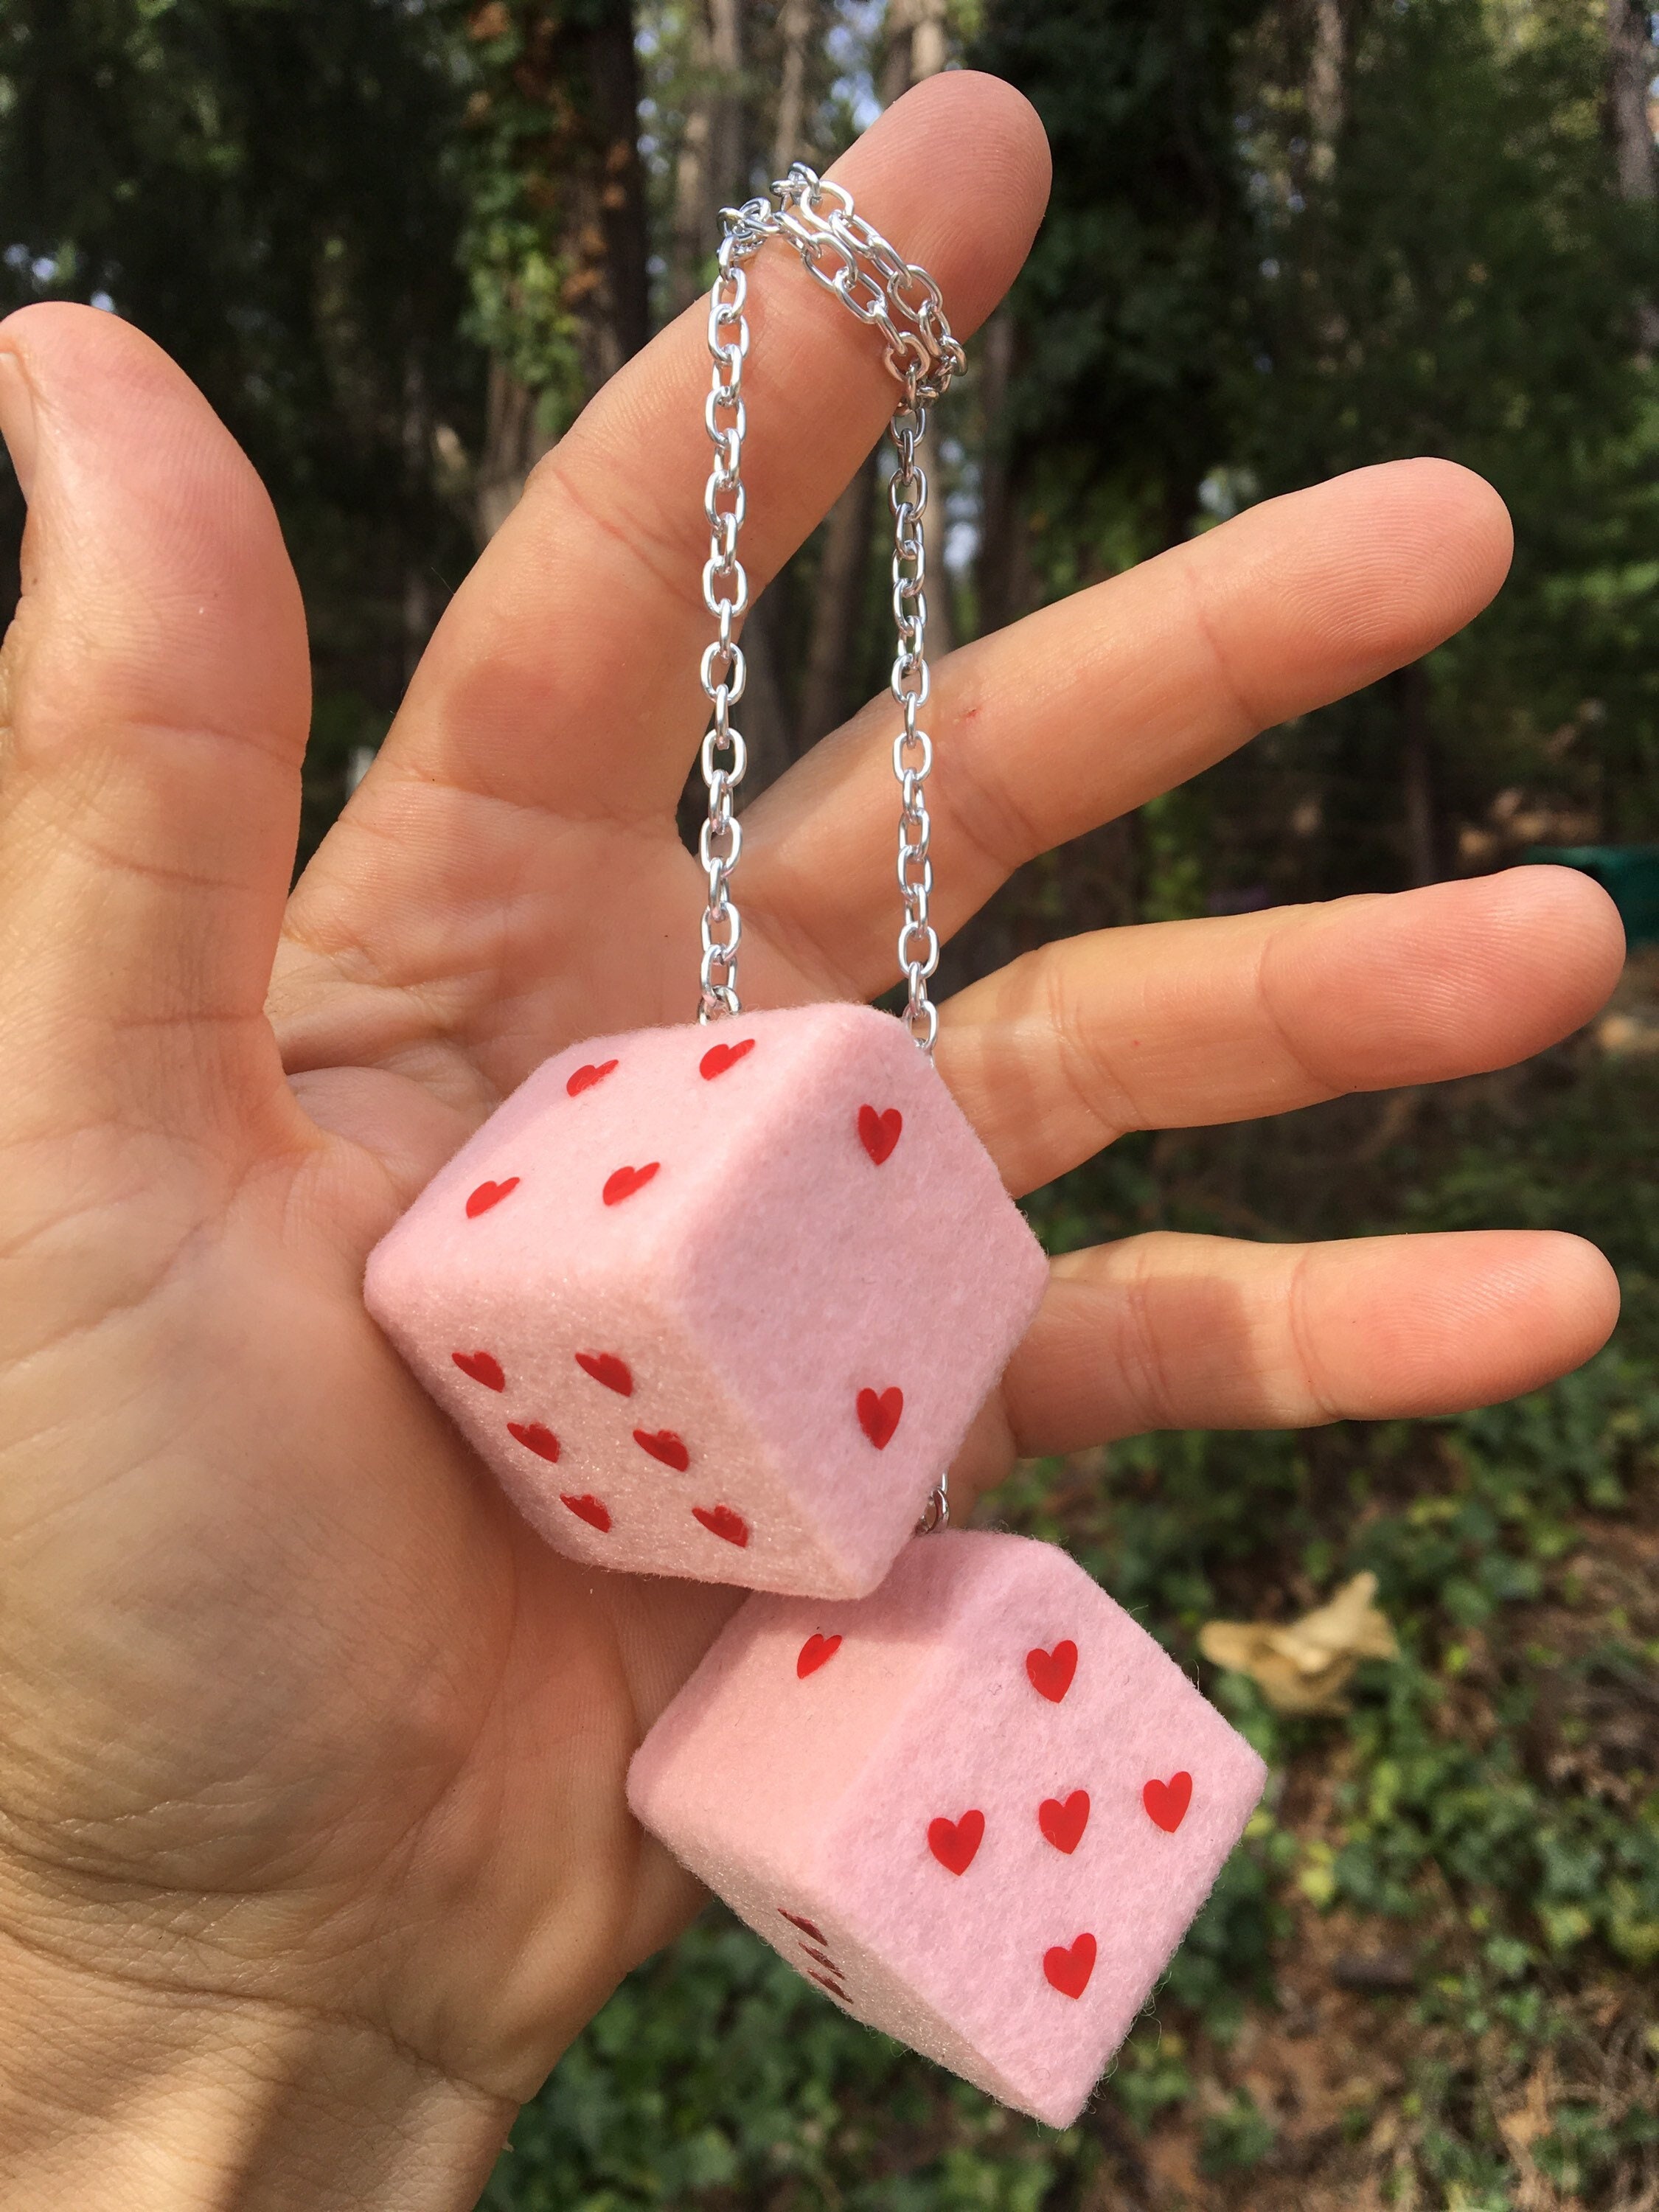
901,0,955,661
577,1,651,392
797,456,877,747
881,0,950,102
670,96,712,319
975,307,1028,639
465,0,649,540
771,0,817,175
1306,0,1346,183
707,0,745,198
785,0,954,765
1604,0,1659,352
669,0,799,796
1606,0,1657,202
917,413,954,663
400,355,437,686
671,0,746,315
475,358,554,546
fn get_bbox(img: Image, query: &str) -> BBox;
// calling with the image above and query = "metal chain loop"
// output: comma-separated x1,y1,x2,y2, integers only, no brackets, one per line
695,163,964,1048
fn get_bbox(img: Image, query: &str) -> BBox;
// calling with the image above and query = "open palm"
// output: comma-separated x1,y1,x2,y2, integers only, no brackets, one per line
0,72,1622,2202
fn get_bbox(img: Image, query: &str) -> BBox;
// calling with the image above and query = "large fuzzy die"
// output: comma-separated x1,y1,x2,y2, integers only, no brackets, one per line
365,1004,1048,1597
627,1531,1267,2126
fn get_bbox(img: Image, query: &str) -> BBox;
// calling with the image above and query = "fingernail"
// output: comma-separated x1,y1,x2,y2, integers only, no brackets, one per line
0,350,38,501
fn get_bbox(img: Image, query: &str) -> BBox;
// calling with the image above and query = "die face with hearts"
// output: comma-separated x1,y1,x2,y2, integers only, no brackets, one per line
364,1004,1048,1598
627,1530,1268,2129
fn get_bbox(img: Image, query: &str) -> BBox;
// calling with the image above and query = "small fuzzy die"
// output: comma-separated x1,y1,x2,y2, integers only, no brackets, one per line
627,1531,1268,2126
364,1004,1048,1597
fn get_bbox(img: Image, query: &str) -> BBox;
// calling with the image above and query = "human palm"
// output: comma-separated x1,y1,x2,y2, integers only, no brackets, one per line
0,74,1622,2198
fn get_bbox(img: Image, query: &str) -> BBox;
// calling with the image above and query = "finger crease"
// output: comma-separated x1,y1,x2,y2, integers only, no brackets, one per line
1251,923,1345,1102
529,441,706,625
1177,549,1270,742
1117,1241,1184,1433
1283,1243,1344,1425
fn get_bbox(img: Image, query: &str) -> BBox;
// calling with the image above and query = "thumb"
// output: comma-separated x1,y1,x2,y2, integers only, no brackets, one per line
0,303,310,1147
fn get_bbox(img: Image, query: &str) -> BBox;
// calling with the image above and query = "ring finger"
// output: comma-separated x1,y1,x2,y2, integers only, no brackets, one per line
936,865,1625,1197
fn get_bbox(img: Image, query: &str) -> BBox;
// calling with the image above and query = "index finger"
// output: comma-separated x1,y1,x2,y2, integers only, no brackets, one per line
355,72,1049,824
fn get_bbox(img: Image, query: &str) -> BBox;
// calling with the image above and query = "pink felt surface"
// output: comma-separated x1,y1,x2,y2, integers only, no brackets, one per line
365,1006,1048,1596
627,1531,1267,2126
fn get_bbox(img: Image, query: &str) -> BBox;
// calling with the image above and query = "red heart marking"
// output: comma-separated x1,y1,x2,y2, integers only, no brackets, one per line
796,1632,842,1680
507,1421,560,1464
857,1105,903,1165
575,1350,633,1397
634,1427,689,1472
692,1503,748,1547
927,1810,985,1876
452,1350,505,1392
1143,1771,1193,1833
1043,1933,1096,2000
566,1059,619,1097
856,1385,903,1450
560,1493,611,1534
602,1161,659,1206
779,1910,826,1942
465,1177,519,1219
699,1037,756,1079
1026,1640,1078,1703
1038,1790,1091,1854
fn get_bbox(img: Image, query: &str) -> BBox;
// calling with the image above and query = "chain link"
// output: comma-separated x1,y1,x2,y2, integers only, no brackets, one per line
695,234,751,1020
888,400,938,1051
695,164,964,1048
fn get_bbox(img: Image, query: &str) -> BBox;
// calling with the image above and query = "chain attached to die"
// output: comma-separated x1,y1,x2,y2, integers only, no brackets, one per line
695,164,964,1050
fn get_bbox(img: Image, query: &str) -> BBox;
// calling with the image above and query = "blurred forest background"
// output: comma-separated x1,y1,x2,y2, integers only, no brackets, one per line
1,1,1658,2207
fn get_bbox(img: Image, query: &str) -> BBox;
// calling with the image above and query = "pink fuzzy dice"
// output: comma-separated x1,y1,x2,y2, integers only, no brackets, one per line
365,1005,1048,1596
627,1531,1267,2126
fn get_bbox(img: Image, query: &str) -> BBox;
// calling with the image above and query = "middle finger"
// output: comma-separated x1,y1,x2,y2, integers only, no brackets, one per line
736,459,1514,1007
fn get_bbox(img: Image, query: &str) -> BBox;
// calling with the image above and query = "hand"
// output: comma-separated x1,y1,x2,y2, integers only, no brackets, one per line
0,72,1621,2211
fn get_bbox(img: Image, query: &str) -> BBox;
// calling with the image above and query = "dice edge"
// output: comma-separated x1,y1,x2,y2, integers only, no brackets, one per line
674,1007,1051,1596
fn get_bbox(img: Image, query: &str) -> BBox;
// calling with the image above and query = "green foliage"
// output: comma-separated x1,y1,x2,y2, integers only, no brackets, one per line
0,0,487,850
972,0,1270,567
459,0,644,430
966,0,1659,917
0,0,480,489
1242,0,1659,858
1248,0,1638,487
481,1920,1085,2209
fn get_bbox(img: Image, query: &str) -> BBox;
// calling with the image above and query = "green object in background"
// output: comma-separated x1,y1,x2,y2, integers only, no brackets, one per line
1526,846,1659,944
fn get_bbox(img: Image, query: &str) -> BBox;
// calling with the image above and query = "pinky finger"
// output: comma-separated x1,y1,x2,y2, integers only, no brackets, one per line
1001,1229,1620,1455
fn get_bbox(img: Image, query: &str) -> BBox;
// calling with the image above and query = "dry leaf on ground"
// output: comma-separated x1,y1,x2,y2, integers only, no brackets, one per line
1199,1571,1399,1715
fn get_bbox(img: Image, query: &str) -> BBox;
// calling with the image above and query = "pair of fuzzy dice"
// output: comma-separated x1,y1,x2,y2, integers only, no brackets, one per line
627,1531,1267,2127
365,1004,1048,1597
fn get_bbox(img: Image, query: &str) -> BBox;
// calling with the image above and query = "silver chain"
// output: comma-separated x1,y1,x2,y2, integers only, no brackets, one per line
887,399,937,1050
696,235,751,1021
695,164,965,1051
